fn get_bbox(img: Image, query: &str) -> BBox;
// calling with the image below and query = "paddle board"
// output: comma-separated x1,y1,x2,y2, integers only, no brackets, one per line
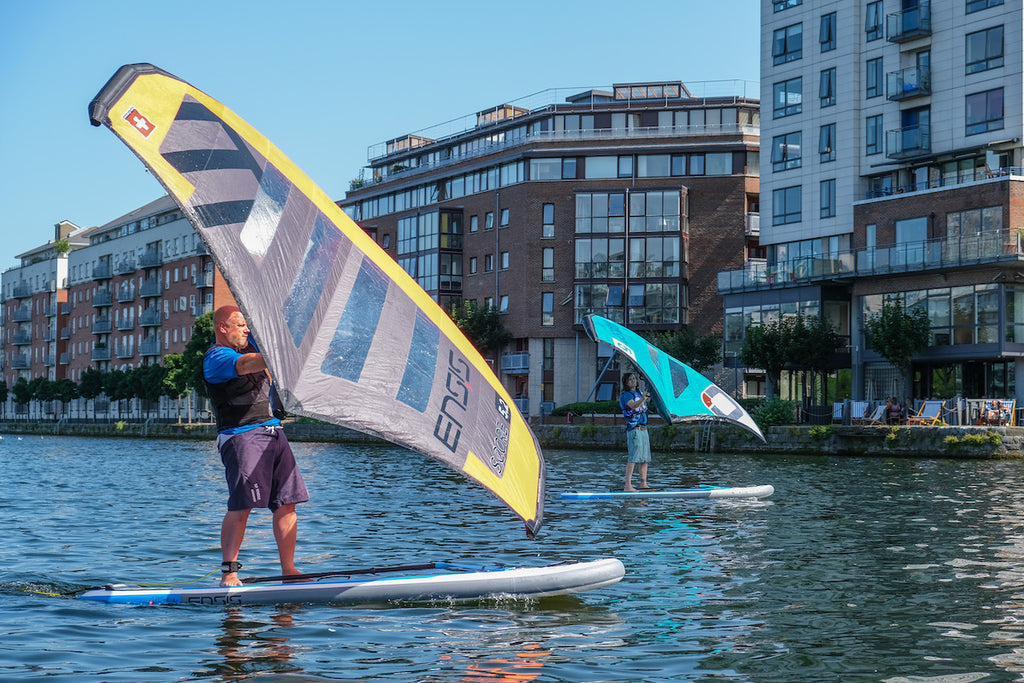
79,558,624,606
560,484,774,500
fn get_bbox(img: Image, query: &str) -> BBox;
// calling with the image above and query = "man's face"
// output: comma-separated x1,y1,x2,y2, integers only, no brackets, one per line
221,311,250,351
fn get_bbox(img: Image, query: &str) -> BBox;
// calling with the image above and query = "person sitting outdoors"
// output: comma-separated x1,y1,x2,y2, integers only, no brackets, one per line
986,400,1004,425
885,397,902,425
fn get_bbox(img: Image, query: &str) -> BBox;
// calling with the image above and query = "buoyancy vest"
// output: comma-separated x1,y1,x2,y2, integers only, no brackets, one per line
203,345,273,432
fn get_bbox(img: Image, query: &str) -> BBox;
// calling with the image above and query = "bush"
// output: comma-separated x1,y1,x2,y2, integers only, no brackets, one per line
750,398,797,429
549,400,621,417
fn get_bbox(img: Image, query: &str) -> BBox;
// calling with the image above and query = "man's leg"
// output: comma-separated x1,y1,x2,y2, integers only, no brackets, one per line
220,508,251,586
273,503,300,576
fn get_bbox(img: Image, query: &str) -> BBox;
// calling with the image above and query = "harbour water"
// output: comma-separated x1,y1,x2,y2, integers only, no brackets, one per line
5,436,1024,681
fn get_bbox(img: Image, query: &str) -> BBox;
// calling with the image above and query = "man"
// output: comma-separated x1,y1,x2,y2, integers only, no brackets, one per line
203,305,309,586
620,372,653,492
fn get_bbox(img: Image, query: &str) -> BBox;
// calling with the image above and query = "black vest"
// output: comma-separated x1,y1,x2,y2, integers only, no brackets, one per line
203,345,273,432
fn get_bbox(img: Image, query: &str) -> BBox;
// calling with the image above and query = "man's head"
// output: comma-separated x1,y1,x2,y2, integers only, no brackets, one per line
214,305,249,352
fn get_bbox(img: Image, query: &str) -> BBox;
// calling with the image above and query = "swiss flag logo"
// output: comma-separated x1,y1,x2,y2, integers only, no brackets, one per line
123,107,155,138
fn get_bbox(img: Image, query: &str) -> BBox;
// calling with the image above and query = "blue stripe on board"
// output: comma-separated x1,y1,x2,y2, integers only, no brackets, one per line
284,212,341,347
321,259,388,381
396,311,439,412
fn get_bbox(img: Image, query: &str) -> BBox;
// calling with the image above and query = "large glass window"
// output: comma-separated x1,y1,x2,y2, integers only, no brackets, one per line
585,156,617,179
967,0,1003,13
820,67,836,107
866,58,883,98
637,155,671,177
541,292,554,326
771,131,802,172
820,11,836,51
530,158,562,180
966,88,1004,135
966,26,1004,73
773,78,803,118
866,115,883,155
772,23,803,65
820,123,836,162
820,179,836,218
542,203,555,238
772,186,802,225
865,1,883,41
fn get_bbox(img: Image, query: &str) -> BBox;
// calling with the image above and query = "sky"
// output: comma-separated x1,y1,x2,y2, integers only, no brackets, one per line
0,0,760,271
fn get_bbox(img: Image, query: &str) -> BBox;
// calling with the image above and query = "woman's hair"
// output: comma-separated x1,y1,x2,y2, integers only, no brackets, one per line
621,372,636,390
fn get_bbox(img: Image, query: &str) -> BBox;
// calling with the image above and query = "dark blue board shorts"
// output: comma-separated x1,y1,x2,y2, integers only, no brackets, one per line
217,426,309,512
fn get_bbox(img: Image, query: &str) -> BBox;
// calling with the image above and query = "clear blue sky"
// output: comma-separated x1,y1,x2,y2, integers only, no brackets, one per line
0,0,759,271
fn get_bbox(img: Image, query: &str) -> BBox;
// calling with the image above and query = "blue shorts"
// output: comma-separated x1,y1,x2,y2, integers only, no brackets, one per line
218,426,309,512
626,427,651,463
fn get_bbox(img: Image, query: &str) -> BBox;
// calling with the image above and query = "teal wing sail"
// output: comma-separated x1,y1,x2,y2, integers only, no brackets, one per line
88,64,545,535
583,315,765,442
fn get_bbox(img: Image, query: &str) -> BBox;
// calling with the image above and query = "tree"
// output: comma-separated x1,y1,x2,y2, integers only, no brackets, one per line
647,328,721,373
788,315,843,405
53,379,78,419
182,312,215,397
104,370,132,418
863,297,931,397
30,377,56,417
740,317,793,398
0,380,7,419
449,301,512,359
132,364,167,416
11,377,32,412
78,368,106,417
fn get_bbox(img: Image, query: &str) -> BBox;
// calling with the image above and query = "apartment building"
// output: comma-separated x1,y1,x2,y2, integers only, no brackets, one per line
342,80,761,417
721,0,1024,402
1,221,89,387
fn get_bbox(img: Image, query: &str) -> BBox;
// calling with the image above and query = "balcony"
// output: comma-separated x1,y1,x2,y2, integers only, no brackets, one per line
116,316,135,331
11,354,29,369
197,270,215,288
139,249,163,268
59,327,70,339
140,308,163,326
500,352,530,374
117,285,135,302
886,1,930,43
140,278,162,298
745,213,760,236
887,66,930,101
12,305,31,322
11,282,31,298
115,342,133,359
115,258,137,275
92,262,113,280
92,289,113,307
92,317,112,334
43,303,55,317
59,352,69,365
12,330,32,345
91,346,111,361
140,338,162,356
60,302,70,315
717,227,1024,293
886,124,930,159
43,327,54,342
43,353,55,367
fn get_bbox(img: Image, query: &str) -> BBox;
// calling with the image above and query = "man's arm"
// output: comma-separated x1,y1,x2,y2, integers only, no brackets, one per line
235,352,267,375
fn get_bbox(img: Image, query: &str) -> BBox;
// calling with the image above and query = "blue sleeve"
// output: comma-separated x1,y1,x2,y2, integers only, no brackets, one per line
203,346,243,384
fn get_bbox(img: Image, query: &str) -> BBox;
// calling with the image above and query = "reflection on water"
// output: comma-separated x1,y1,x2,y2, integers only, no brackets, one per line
204,607,299,680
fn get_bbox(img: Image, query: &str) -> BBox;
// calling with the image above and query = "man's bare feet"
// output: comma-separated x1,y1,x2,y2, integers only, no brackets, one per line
220,571,242,587
624,486,638,492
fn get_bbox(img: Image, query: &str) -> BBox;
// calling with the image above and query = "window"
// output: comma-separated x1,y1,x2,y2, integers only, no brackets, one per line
541,292,554,326
773,77,802,118
866,58,883,98
967,0,1003,13
819,123,836,162
585,156,617,179
966,26,1003,74
469,256,477,275
484,254,494,272
820,179,836,218
773,186,802,226
576,192,626,233
866,115,883,155
820,67,836,107
500,251,509,269
530,158,561,180
541,248,554,282
618,156,633,178
542,204,555,238
499,295,509,313
562,158,577,179
966,88,1004,135
771,132,802,172
820,12,836,51
773,0,801,10
485,212,494,230
772,23,803,65
500,208,510,227
470,215,479,232
865,1,883,41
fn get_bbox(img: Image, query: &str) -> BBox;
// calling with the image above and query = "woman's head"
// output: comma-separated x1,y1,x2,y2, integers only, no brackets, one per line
622,373,638,390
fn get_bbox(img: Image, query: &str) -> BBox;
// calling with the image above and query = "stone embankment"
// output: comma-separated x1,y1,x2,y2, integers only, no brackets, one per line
2,419,1023,458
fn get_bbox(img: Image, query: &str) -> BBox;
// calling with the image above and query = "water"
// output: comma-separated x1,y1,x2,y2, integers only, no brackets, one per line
5,437,1024,681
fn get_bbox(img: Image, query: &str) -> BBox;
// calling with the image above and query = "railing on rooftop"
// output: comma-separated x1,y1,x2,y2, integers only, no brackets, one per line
718,227,1024,293
865,166,1022,199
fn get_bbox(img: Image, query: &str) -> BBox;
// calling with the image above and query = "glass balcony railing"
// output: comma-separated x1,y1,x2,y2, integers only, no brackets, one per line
886,1,931,42
500,352,530,374
718,227,1024,293
887,66,930,101
886,124,930,159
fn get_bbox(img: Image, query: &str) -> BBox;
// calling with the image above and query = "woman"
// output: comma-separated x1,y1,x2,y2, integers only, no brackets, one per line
620,373,653,492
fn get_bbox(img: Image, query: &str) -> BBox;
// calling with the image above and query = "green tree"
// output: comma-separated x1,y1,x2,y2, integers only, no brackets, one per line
133,364,167,416
0,380,7,419
53,379,78,419
104,370,132,418
647,328,721,373
864,297,931,397
449,301,512,359
740,317,793,398
78,367,106,416
31,377,56,416
789,315,843,405
182,312,215,397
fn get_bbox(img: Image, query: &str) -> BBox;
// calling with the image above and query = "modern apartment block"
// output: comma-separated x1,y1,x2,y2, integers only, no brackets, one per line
721,0,1024,402
341,80,761,417
1,221,89,386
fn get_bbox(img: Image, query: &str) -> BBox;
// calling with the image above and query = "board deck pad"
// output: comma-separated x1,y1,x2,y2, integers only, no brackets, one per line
80,558,625,606
560,485,774,500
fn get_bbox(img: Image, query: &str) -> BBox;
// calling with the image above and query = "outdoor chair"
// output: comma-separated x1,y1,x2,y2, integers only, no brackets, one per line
856,405,886,425
906,400,945,426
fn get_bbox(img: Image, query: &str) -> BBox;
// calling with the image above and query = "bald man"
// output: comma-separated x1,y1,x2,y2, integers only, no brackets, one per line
203,305,308,586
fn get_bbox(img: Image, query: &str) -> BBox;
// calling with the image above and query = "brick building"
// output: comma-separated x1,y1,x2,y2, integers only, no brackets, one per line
341,80,761,416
